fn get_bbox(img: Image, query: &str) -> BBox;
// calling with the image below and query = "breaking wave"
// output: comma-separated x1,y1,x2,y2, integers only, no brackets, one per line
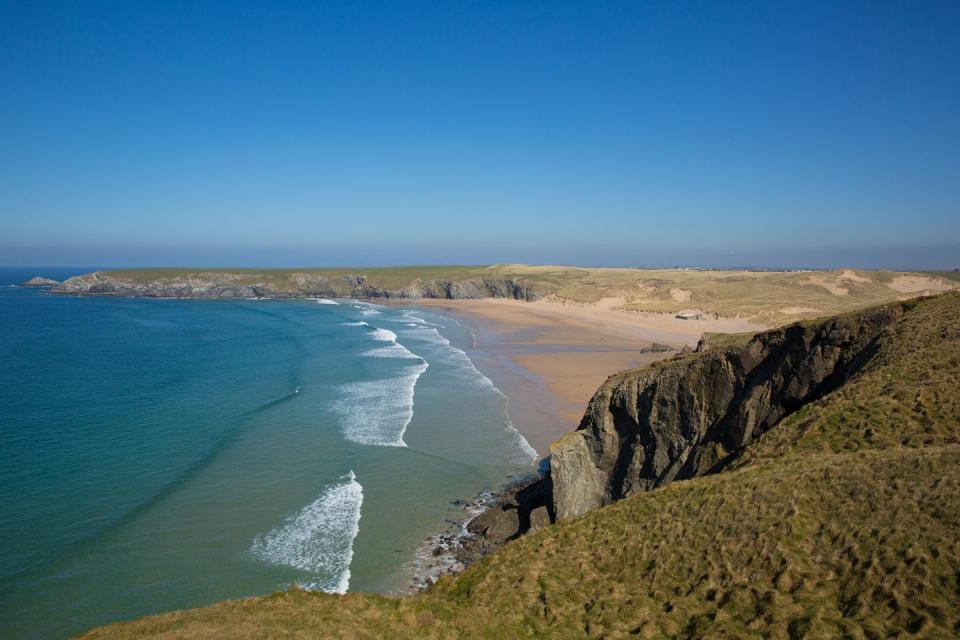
249,471,363,594
334,362,429,446
405,325,538,464
336,322,429,445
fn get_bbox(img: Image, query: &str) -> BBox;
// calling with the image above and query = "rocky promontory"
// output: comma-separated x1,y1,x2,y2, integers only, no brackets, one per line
548,299,909,520
51,270,538,301
79,291,960,638
22,276,60,287
467,295,925,534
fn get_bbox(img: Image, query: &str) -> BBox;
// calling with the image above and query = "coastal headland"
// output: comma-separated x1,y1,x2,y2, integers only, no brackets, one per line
79,289,960,638
50,264,957,456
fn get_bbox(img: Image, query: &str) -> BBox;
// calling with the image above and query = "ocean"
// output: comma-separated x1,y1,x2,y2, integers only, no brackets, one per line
0,268,537,639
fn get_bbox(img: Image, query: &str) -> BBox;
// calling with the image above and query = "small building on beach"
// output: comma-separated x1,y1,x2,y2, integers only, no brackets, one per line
675,311,705,320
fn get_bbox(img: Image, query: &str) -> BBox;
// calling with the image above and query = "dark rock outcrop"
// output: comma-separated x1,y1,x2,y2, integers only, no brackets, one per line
22,276,60,287
549,301,908,520
458,476,553,563
396,278,537,301
51,271,538,301
409,477,552,591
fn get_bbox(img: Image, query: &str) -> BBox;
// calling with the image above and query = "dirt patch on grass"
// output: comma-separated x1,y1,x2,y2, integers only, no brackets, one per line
804,275,849,296
838,269,869,283
887,274,957,293
779,306,822,315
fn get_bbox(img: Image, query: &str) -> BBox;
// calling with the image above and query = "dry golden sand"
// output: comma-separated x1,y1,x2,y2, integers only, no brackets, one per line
412,298,761,454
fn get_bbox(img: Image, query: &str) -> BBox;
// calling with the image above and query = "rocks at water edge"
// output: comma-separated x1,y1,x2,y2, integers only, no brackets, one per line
409,478,552,591
22,276,61,287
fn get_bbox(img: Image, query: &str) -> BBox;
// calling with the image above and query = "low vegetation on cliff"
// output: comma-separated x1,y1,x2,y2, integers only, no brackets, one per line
53,265,955,323
83,292,960,639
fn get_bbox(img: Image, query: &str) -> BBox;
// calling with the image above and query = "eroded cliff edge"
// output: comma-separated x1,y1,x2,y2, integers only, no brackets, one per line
549,300,909,520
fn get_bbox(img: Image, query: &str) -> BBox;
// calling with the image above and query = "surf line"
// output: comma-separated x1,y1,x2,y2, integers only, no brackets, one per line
249,471,363,594
337,320,429,447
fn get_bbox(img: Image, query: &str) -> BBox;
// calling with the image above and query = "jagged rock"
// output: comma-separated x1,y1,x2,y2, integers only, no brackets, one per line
640,342,674,353
453,475,553,565
470,506,520,541
22,276,60,287
550,302,908,521
527,506,550,532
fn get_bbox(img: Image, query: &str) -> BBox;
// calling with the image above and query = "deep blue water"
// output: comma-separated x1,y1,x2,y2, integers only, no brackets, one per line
0,268,535,639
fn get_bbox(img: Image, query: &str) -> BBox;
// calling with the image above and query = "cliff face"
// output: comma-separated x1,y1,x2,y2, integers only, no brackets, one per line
52,271,538,301
550,301,908,520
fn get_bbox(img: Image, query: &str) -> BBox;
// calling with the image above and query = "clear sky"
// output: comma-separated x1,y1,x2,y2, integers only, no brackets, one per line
1,1,958,268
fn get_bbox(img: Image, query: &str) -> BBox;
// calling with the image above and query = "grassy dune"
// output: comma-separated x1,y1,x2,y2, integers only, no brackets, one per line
81,292,960,639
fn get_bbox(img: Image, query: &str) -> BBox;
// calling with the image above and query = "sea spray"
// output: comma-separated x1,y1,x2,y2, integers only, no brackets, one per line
249,471,363,594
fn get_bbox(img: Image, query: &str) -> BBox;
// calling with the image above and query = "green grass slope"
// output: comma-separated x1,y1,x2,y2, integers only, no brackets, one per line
81,293,960,639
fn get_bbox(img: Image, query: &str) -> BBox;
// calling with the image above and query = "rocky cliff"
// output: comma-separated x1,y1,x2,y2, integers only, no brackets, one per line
550,300,908,520
52,271,538,301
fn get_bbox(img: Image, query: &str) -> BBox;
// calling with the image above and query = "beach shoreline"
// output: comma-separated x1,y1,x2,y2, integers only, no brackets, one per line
403,298,764,456
397,298,765,591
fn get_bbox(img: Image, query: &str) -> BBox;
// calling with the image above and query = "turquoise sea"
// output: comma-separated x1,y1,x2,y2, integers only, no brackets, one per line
0,268,536,639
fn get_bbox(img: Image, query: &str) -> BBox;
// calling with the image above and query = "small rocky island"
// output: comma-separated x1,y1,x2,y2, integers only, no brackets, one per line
22,276,61,287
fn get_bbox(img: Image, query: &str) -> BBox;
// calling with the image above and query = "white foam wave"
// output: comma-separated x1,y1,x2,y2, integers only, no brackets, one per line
365,344,422,359
342,321,369,326
387,313,443,328
361,309,381,316
311,298,339,305
249,471,363,594
408,326,538,464
371,328,397,343
335,362,429,446
364,325,422,359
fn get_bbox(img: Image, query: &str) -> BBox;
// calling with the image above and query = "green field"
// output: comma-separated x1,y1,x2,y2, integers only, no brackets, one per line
106,265,492,288
81,291,960,639
922,269,960,282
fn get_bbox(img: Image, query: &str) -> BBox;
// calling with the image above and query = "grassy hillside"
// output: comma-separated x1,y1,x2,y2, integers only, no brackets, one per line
82,292,960,639
922,270,960,283
105,266,493,289
100,264,957,323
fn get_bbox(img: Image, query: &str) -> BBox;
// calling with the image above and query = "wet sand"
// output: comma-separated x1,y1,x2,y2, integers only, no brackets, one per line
412,298,762,456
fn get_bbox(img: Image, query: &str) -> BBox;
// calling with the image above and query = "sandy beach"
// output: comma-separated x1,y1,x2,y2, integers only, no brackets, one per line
412,298,763,456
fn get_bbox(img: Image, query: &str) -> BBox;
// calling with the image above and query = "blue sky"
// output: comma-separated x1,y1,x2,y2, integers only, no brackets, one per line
1,1,958,268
